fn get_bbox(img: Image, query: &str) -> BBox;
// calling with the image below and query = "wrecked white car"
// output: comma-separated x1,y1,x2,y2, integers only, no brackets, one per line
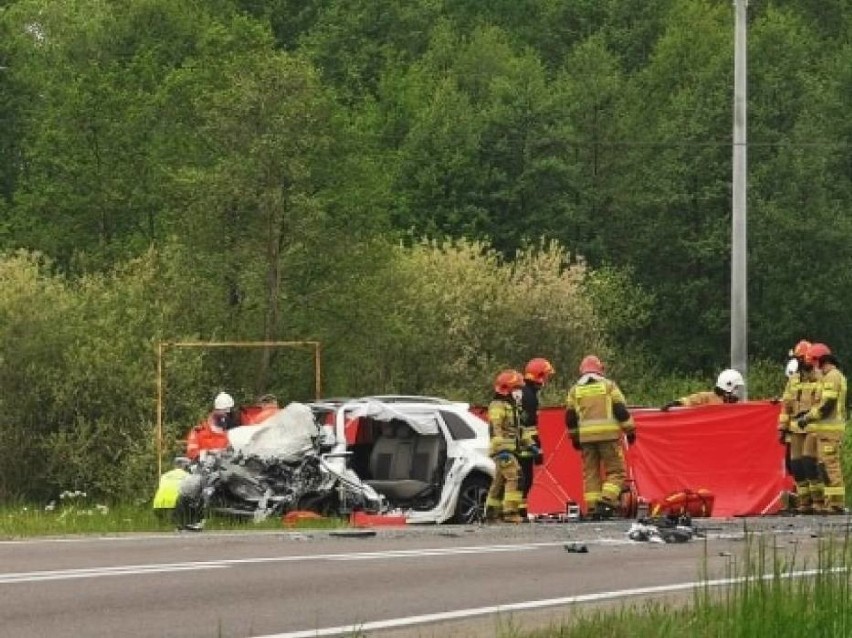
311,396,496,524
180,403,384,523
180,397,495,525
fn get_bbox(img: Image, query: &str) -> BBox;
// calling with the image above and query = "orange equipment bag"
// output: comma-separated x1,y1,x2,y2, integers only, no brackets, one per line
650,488,715,518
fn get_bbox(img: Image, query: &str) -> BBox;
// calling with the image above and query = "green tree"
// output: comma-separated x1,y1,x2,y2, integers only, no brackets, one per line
1,0,249,269
297,0,441,101
748,23,852,359
601,1,732,371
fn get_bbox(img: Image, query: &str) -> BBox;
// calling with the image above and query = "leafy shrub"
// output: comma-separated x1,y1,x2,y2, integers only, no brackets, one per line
324,238,608,401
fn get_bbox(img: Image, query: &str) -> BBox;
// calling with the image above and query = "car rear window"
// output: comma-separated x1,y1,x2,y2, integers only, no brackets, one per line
440,411,476,439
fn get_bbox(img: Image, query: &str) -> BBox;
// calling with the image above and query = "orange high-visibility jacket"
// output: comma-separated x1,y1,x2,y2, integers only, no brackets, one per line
186,417,230,460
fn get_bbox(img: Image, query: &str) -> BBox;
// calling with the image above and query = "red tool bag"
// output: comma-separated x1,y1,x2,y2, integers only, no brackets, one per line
650,488,715,518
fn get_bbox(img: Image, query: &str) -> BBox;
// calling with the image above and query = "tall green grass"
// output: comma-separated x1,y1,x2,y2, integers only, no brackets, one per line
506,532,851,638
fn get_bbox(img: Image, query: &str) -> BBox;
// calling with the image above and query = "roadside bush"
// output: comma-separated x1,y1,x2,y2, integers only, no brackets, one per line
322,238,608,401
0,248,208,500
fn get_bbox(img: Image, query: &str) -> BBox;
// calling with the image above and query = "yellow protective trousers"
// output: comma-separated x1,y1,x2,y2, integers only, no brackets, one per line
788,432,811,506
486,454,523,516
581,440,625,510
805,431,846,509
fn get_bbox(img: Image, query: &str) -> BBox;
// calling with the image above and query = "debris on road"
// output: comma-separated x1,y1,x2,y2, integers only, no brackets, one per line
329,529,377,538
627,516,705,544
564,542,589,553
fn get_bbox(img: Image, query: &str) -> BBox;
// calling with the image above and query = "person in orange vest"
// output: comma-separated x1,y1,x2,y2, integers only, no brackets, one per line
565,355,635,520
518,357,554,520
796,343,847,515
485,369,526,524
660,369,744,410
186,391,236,461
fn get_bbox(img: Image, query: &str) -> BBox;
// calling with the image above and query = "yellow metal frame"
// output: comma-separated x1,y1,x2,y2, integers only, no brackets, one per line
155,340,322,475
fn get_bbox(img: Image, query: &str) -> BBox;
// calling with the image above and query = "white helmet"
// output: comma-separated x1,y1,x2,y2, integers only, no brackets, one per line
214,391,235,411
716,369,744,393
785,358,799,378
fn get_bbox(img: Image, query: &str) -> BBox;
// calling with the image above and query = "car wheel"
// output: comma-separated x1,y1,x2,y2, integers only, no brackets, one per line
452,474,490,524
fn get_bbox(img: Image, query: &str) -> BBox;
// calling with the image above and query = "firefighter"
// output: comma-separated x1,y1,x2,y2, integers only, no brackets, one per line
660,369,744,410
796,343,847,514
565,355,636,520
517,357,554,520
485,369,526,524
186,391,235,461
777,340,820,513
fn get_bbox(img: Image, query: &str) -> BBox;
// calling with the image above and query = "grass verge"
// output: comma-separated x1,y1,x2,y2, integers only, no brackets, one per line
504,531,852,638
0,498,345,538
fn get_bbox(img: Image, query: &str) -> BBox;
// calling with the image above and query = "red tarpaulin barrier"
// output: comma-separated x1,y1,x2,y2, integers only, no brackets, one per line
526,401,789,518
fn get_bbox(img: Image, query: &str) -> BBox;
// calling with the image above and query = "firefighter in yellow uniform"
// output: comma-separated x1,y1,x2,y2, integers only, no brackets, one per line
485,369,526,524
565,355,636,520
796,343,847,514
777,340,820,513
660,369,744,410
517,357,555,520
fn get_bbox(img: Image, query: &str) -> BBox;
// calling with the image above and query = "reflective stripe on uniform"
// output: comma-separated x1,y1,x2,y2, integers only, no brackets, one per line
574,384,608,398
578,422,621,436
808,423,845,434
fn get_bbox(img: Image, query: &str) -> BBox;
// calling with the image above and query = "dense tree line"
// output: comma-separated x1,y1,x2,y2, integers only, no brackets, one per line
0,0,849,498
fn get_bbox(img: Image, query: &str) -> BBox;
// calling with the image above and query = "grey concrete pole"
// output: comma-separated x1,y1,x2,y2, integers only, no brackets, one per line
732,0,748,396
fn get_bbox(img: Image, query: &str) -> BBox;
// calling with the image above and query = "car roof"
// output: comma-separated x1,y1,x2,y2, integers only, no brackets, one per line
309,396,472,414
362,395,454,404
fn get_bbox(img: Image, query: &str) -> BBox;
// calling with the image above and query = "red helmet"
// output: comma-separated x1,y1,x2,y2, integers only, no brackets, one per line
790,340,812,358
806,343,831,364
494,369,525,395
524,358,555,384
579,355,604,375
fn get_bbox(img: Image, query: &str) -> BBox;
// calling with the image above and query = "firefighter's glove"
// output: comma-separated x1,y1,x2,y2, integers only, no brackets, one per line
660,401,679,412
527,445,544,465
570,435,581,451
626,432,636,446
778,430,788,444
796,416,809,430
495,450,513,463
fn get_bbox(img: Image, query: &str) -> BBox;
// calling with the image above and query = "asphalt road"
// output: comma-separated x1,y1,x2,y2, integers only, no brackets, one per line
0,516,845,638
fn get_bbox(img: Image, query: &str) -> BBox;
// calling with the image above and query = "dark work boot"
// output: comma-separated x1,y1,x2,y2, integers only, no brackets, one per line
503,511,524,524
594,501,616,521
485,506,501,523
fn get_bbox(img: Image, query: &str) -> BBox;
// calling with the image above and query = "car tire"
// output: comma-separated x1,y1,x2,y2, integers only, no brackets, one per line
452,474,491,524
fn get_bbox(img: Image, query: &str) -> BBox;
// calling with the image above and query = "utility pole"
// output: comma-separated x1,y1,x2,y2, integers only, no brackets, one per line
731,0,748,396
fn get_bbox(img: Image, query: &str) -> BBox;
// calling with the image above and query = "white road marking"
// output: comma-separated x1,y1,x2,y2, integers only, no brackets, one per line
327,544,551,560
0,541,576,584
252,568,846,638
0,530,292,545
0,564,226,583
